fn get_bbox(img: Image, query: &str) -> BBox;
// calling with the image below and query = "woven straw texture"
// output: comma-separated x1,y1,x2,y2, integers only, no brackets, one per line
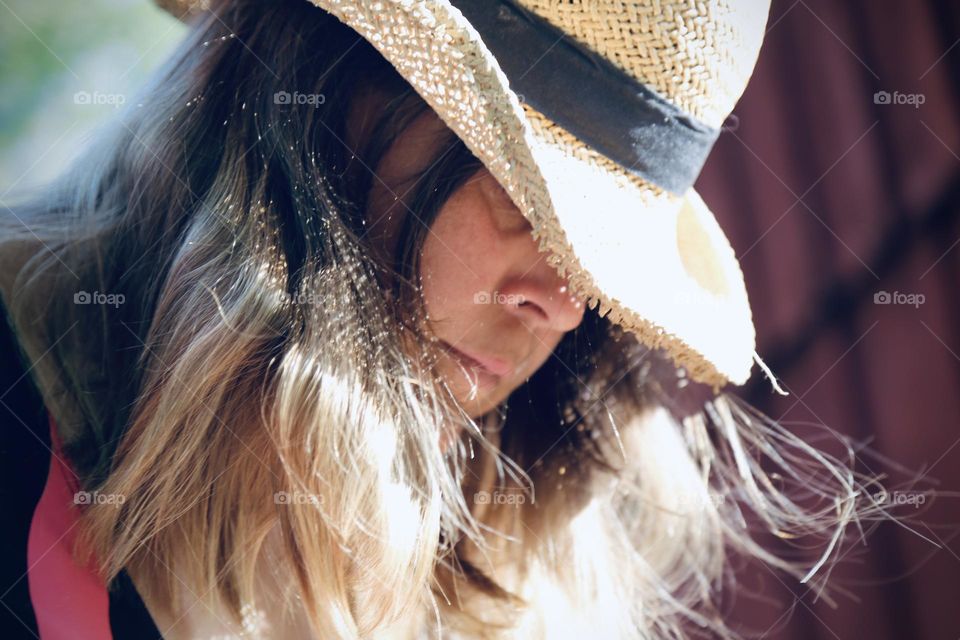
517,0,767,198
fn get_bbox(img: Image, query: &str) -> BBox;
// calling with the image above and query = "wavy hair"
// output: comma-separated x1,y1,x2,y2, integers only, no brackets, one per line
0,0,893,637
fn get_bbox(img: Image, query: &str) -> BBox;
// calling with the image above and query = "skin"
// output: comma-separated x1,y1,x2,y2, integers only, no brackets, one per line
417,170,585,417
351,94,585,419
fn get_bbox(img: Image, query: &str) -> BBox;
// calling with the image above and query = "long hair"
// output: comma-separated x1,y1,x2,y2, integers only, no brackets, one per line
0,0,892,637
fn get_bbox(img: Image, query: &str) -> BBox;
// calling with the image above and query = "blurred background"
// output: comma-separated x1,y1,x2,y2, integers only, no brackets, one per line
702,1,960,638
1,0,958,638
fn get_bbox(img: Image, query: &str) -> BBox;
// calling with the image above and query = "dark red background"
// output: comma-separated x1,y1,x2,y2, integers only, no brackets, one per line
698,1,960,638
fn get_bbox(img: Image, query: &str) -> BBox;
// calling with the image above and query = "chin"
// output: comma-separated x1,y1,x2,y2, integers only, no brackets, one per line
448,374,516,418
454,389,503,420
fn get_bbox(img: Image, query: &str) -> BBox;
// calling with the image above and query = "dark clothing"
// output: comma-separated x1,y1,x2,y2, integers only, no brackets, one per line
0,296,161,639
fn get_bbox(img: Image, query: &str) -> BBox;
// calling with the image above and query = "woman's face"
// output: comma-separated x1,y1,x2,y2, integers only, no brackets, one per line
418,169,586,417
356,103,585,418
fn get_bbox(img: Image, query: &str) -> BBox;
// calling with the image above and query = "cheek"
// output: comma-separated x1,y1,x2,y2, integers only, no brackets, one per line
419,192,501,325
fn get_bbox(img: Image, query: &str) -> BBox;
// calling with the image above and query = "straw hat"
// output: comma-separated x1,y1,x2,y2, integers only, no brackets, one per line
155,0,785,393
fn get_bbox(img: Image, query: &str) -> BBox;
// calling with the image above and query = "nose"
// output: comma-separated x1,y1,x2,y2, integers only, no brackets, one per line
495,253,586,332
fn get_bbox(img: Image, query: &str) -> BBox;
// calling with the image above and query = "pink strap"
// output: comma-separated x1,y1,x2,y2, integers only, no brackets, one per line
27,413,112,639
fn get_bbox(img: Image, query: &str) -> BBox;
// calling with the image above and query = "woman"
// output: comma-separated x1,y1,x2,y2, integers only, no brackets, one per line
0,0,887,638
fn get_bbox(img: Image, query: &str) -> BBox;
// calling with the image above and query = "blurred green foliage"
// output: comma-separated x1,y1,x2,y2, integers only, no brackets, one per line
0,0,185,191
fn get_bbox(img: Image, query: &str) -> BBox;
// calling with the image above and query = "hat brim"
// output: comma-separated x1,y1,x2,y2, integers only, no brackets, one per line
309,0,756,388
526,125,756,386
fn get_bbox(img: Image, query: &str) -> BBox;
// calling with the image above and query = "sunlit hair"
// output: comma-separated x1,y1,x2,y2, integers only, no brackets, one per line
0,0,894,637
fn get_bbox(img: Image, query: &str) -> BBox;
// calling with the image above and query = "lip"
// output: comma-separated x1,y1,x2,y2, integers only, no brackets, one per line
440,341,515,384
